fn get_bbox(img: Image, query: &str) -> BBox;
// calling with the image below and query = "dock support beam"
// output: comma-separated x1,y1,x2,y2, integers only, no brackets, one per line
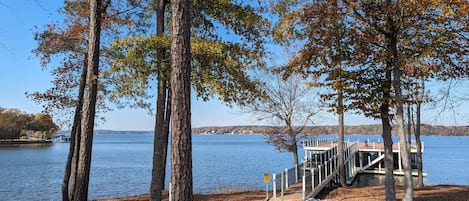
302,175,305,201
378,151,382,172
398,143,402,172
359,152,363,170
273,174,276,198
311,168,314,190
285,168,289,189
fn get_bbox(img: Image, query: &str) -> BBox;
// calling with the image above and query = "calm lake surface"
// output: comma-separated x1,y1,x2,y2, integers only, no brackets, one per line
0,134,468,200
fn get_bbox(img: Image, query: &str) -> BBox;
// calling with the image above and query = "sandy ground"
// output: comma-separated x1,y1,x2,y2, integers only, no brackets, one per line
95,190,267,201
95,185,469,201
317,185,469,201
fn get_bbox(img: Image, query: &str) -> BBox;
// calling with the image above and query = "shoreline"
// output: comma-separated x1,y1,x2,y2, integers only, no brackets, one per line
0,139,53,145
94,185,469,201
54,131,469,137
55,124,469,136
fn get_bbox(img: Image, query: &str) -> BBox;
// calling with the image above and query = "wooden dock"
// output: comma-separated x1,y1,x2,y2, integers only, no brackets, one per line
270,138,425,201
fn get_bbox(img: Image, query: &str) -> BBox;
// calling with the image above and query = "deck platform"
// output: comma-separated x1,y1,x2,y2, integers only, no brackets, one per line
270,138,425,201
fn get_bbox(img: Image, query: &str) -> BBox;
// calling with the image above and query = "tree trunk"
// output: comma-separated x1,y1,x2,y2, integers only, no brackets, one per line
290,132,300,179
393,66,413,201
170,0,192,199
381,68,396,201
70,0,103,200
69,111,81,200
407,104,412,143
416,102,423,187
62,55,87,201
386,3,413,199
150,0,169,200
381,104,396,201
151,75,169,201
337,86,346,186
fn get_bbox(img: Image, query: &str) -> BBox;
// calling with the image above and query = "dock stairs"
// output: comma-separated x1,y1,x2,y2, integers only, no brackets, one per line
269,138,424,201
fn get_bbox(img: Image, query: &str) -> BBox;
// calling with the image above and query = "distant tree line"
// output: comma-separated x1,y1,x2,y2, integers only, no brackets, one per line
0,106,59,139
192,125,469,136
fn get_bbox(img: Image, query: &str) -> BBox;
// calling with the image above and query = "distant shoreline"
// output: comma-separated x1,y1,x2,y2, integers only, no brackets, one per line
191,125,469,136
0,139,53,145
54,124,469,136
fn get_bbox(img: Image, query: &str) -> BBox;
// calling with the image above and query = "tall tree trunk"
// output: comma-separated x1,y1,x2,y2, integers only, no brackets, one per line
393,67,413,201
62,55,87,201
70,0,103,200
381,107,397,201
151,75,169,201
288,127,300,179
163,87,172,163
416,79,424,187
337,85,346,186
69,109,82,200
407,104,412,143
381,112,397,201
415,102,423,187
150,0,169,200
382,69,396,201
170,0,192,199
386,2,413,200
292,135,299,179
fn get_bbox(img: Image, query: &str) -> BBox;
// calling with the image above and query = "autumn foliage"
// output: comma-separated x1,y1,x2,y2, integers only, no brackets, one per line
0,106,59,139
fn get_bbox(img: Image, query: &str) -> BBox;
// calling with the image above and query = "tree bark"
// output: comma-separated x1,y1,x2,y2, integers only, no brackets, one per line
381,68,396,201
287,126,300,180
393,62,413,201
415,101,423,187
407,104,412,144
337,86,346,186
62,55,87,201
151,72,169,201
388,25,413,201
70,0,103,200
291,135,299,179
386,2,413,199
416,99,424,187
150,0,170,200
381,104,396,201
170,0,192,199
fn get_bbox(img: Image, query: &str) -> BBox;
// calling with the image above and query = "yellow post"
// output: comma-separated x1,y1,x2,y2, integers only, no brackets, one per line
264,173,270,200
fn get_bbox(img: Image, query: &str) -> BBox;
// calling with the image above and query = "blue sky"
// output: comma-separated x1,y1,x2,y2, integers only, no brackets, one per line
0,1,467,131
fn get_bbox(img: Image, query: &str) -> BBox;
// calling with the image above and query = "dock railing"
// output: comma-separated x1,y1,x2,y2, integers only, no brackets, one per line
301,143,338,199
301,140,359,199
344,142,359,184
301,138,335,148
272,162,304,198
270,139,361,200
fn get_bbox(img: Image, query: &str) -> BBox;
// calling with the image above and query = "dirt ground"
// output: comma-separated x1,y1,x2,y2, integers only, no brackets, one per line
317,185,469,201
95,190,267,201
95,185,469,201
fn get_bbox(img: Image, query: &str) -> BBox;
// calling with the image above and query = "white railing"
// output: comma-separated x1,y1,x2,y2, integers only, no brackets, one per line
302,141,359,199
302,138,335,148
344,142,359,184
301,143,338,200
272,163,303,198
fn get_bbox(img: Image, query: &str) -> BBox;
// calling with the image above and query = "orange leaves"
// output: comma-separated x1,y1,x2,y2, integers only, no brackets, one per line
456,3,468,14
273,9,303,42
403,64,416,75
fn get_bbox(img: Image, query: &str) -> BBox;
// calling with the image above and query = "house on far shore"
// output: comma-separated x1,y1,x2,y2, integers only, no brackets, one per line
54,135,71,143
23,131,47,140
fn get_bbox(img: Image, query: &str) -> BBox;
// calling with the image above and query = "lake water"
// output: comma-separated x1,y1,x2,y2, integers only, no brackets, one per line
0,134,468,200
